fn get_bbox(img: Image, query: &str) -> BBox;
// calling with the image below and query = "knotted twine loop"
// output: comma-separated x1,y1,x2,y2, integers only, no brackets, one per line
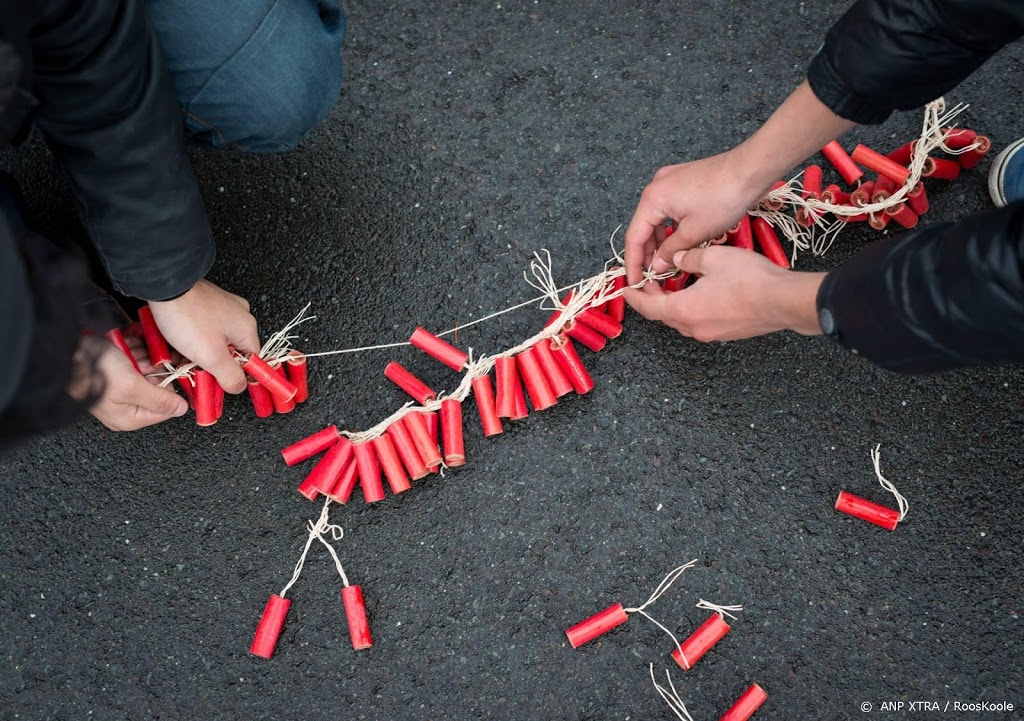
622,559,699,664
649,664,696,721
695,598,744,620
752,97,979,261
279,498,349,597
871,444,908,521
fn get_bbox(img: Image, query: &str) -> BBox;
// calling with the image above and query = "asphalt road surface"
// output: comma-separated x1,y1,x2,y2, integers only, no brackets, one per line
2,2,1022,720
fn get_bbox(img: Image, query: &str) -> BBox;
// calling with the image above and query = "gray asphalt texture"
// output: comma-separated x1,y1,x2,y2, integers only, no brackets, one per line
2,2,1023,720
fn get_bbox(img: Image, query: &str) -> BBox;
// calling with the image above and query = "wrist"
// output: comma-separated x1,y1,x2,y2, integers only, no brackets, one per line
762,271,827,335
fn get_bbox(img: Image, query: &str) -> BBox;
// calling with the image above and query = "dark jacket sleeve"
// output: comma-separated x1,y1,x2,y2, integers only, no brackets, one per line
816,201,1024,373
807,0,1024,124
29,0,215,300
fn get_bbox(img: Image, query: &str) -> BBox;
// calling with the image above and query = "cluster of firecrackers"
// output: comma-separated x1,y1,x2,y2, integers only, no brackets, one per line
248,262,630,659
565,561,766,721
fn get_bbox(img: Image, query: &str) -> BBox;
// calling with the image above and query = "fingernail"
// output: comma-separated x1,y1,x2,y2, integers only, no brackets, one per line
652,257,670,274
673,251,686,266
173,399,189,417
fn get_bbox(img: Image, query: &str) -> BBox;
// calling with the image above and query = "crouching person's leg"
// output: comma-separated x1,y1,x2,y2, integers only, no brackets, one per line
145,0,345,152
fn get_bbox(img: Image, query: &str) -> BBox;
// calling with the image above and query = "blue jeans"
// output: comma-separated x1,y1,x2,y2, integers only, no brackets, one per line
145,0,345,152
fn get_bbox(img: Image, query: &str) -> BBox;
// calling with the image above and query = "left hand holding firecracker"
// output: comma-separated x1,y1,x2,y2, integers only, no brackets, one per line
624,245,825,342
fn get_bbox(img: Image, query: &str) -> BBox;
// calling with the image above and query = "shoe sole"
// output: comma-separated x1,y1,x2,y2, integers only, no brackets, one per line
988,136,1024,208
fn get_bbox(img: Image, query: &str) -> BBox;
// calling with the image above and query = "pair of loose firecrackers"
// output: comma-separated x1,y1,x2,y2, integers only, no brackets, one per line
651,665,767,721
250,503,372,658
835,444,909,531
565,563,764,720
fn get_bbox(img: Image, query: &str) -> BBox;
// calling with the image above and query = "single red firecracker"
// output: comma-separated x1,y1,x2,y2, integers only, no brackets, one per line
873,173,897,198
802,164,823,198
511,374,529,420
177,376,196,409
868,209,891,231
104,328,142,373
565,602,629,648
761,180,786,211
194,370,220,427
577,308,622,339
671,613,731,671
662,274,689,293
942,127,977,150
138,306,172,368
551,337,594,395
851,144,911,186
820,140,863,185
494,356,521,419
248,380,274,418
604,270,627,323
386,419,428,480
957,134,991,170
835,490,900,531
887,140,916,166
384,361,437,405
281,425,340,466
353,442,385,503
886,202,919,229
720,683,768,721
907,182,929,215
922,156,960,181
751,217,789,268
565,319,607,352
441,399,465,467
243,354,298,403
328,460,360,504
372,434,411,494
402,411,442,468
285,352,309,403
214,381,225,420
850,180,875,209
271,364,296,414
727,215,755,251
517,346,558,412
297,465,326,501
250,594,291,659
305,438,355,499
821,184,851,205
409,327,468,372
471,375,504,437
533,338,574,397
341,585,372,650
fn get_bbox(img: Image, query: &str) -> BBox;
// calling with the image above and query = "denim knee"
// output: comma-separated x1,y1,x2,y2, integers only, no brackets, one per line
179,1,345,152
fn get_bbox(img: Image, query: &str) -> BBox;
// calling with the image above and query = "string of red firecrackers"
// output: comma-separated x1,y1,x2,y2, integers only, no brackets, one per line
563,562,765,721
835,444,909,531
686,98,990,275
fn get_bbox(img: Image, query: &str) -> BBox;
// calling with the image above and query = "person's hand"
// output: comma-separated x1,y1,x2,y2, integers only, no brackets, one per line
623,246,826,342
624,149,768,286
148,279,259,394
75,338,190,431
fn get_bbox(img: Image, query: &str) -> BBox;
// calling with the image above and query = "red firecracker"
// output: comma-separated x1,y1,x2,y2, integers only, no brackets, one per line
671,613,730,671
384,361,437,405
851,144,910,186
250,594,291,659
328,460,360,504
517,346,558,411
761,180,786,211
248,380,274,418
957,135,991,170
942,127,977,149
386,419,428,480
301,438,354,500
605,271,626,323
906,182,929,215
922,157,960,181
720,683,768,721
372,433,411,494
511,377,529,420
820,141,864,185
565,319,607,352
471,375,503,437
177,376,196,409
138,306,172,368
285,352,309,403
533,338,574,397
727,215,755,251
194,370,220,427
104,328,142,373
820,184,851,205
243,354,298,403
271,364,296,414
751,217,789,268
565,602,629,648
409,327,468,372
550,337,594,394
886,202,919,229
494,356,521,419
282,425,340,466
441,399,466,467
577,308,622,339
887,140,916,166
341,585,373,650
835,490,900,531
402,411,442,468
353,442,385,503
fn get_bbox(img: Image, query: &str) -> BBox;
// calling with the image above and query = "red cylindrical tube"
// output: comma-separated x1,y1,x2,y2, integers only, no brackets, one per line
494,357,520,419
440,399,465,467
138,306,172,368
957,134,991,170
214,381,224,420
243,355,298,403
820,140,864,185
835,490,899,530
353,442,385,503
820,184,851,205
605,271,626,323
922,156,961,180
851,144,910,186
850,180,875,208
565,602,629,648
868,210,890,231
177,376,196,409
285,352,309,403
720,683,768,721
250,594,291,659
104,328,142,374
551,337,594,395
544,290,576,330
761,180,786,210
886,140,916,166
906,182,929,215
887,202,919,229
402,412,442,468
471,375,504,437
795,207,816,229
281,425,341,466
517,346,558,412
424,411,438,445
511,376,528,420
409,327,468,372
372,434,411,494
751,217,789,268
838,209,869,223
194,370,219,427
727,215,755,251
873,173,897,198
341,585,373,651
662,274,689,292
801,164,823,198
384,361,437,405
870,189,890,207
328,459,360,504
386,420,428,480
271,364,295,414
534,338,574,397
309,437,354,496
297,465,325,501
942,127,977,150
670,614,731,671
248,380,274,418
577,308,622,339
566,319,607,352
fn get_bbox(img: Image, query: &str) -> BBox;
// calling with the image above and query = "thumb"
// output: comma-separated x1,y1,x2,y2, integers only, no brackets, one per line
128,376,190,417
651,232,692,275
672,248,708,276
622,286,669,323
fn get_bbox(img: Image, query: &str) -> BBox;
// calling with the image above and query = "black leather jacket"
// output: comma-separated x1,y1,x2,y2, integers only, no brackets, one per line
809,0,1024,372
